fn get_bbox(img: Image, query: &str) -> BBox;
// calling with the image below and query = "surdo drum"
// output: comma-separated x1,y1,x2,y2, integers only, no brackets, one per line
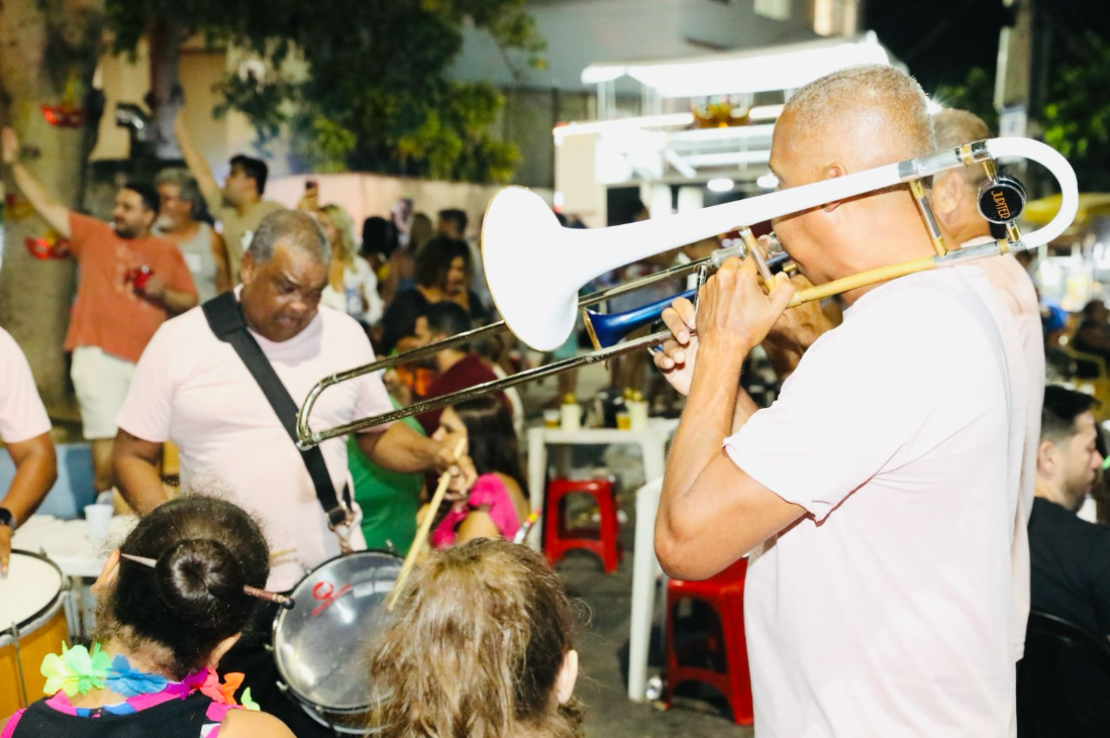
0,550,70,717
273,551,403,734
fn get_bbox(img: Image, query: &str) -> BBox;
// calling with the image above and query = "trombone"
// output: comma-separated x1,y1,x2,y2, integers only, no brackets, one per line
295,137,1078,449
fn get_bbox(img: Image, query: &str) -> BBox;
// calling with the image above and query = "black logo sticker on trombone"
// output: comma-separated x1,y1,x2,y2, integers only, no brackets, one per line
978,176,1026,224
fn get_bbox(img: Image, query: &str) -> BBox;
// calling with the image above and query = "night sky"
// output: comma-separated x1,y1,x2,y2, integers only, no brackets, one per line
865,0,1105,95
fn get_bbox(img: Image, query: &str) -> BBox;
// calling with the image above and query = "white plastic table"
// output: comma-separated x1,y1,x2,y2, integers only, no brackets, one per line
12,515,137,578
525,419,678,703
13,515,139,637
525,418,678,550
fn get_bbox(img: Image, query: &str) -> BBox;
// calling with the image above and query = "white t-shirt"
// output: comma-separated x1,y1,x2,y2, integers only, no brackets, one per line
116,294,394,590
724,267,1024,737
320,257,385,325
0,327,51,444
967,237,1046,660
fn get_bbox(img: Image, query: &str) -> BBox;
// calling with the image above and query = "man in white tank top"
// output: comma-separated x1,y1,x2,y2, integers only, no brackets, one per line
652,66,1025,736
155,168,231,303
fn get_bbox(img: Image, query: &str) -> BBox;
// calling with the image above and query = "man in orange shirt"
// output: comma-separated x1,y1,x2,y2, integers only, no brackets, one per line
2,127,197,496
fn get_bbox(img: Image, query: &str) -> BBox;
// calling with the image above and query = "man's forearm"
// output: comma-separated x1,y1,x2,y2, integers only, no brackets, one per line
659,340,747,533
1,451,56,524
10,162,71,237
175,119,219,200
114,454,168,515
362,423,439,473
162,288,198,315
732,387,759,432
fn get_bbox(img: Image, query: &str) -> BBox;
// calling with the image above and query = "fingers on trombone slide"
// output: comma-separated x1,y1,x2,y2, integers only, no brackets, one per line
652,298,697,370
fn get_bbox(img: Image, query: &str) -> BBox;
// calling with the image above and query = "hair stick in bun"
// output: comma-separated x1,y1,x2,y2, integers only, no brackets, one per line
121,553,295,610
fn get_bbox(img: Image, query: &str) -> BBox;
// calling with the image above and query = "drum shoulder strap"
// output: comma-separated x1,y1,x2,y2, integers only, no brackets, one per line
201,293,350,528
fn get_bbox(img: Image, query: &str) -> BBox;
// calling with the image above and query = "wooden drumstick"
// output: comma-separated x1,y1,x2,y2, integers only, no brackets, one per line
386,439,467,611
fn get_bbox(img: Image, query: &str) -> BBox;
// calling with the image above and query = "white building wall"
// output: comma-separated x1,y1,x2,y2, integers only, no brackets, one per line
449,0,818,92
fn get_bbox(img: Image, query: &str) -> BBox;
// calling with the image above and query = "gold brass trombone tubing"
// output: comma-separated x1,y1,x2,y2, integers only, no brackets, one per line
295,242,746,449
296,236,1022,447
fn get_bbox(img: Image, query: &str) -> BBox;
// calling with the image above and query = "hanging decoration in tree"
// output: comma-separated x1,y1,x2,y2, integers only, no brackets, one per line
3,193,35,221
24,229,72,260
41,73,87,128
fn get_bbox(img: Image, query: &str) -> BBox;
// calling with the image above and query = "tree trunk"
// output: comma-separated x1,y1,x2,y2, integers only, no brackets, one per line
0,0,106,410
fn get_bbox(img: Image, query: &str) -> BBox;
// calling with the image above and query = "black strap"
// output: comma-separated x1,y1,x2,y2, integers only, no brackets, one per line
202,292,351,528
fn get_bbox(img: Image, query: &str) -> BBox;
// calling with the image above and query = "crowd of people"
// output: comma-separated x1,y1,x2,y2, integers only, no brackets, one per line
0,62,1108,738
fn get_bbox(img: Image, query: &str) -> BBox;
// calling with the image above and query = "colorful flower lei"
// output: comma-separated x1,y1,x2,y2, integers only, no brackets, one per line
39,643,259,710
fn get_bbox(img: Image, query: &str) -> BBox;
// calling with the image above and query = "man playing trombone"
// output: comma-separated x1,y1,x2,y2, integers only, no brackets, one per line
653,65,1027,736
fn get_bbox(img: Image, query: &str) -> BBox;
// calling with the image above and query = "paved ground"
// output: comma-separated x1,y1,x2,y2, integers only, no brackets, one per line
522,360,752,737
554,489,753,738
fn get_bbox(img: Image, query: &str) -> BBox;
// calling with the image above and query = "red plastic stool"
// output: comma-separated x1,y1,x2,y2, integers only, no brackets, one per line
543,478,621,573
664,557,753,725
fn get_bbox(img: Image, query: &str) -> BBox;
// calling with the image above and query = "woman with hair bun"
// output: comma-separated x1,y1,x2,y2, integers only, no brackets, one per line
0,496,293,738
366,539,583,738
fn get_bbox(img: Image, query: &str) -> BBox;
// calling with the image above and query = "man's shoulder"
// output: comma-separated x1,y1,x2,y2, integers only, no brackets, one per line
1032,499,1110,573
67,211,112,243
256,200,285,218
143,233,189,260
148,305,220,351
854,269,1002,339
317,304,374,350
0,325,18,352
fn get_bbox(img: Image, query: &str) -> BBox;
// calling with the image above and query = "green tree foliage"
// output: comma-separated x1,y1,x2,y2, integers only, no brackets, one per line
1040,32,1110,191
107,0,544,183
934,67,998,133
934,32,1110,192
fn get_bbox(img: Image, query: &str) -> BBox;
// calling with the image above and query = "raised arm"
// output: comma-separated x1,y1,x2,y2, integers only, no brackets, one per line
173,112,220,203
1,127,71,237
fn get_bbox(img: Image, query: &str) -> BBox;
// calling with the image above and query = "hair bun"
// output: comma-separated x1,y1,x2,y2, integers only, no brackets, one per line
155,539,245,629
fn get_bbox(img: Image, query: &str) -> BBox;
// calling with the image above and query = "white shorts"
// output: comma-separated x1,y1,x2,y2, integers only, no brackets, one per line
70,346,136,440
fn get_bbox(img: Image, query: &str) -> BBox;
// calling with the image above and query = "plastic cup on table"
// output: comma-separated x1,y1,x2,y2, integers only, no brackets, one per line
84,504,114,542
543,409,560,429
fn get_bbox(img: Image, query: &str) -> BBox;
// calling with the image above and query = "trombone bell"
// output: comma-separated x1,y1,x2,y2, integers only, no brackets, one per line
482,188,580,353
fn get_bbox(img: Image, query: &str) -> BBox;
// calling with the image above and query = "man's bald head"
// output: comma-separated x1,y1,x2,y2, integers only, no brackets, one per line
929,109,994,241
780,64,935,171
933,109,992,186
769,65,943,294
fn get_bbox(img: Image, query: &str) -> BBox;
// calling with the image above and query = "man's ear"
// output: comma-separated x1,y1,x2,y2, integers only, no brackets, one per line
931,172,965,228
240,253,255,286
1036,439,1057,477
821,162,849,213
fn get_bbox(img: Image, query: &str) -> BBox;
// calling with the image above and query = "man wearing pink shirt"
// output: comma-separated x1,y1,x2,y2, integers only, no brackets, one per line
653,66,1025,736
932,108,1046,664
0,328,57,575
112,210,475,736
